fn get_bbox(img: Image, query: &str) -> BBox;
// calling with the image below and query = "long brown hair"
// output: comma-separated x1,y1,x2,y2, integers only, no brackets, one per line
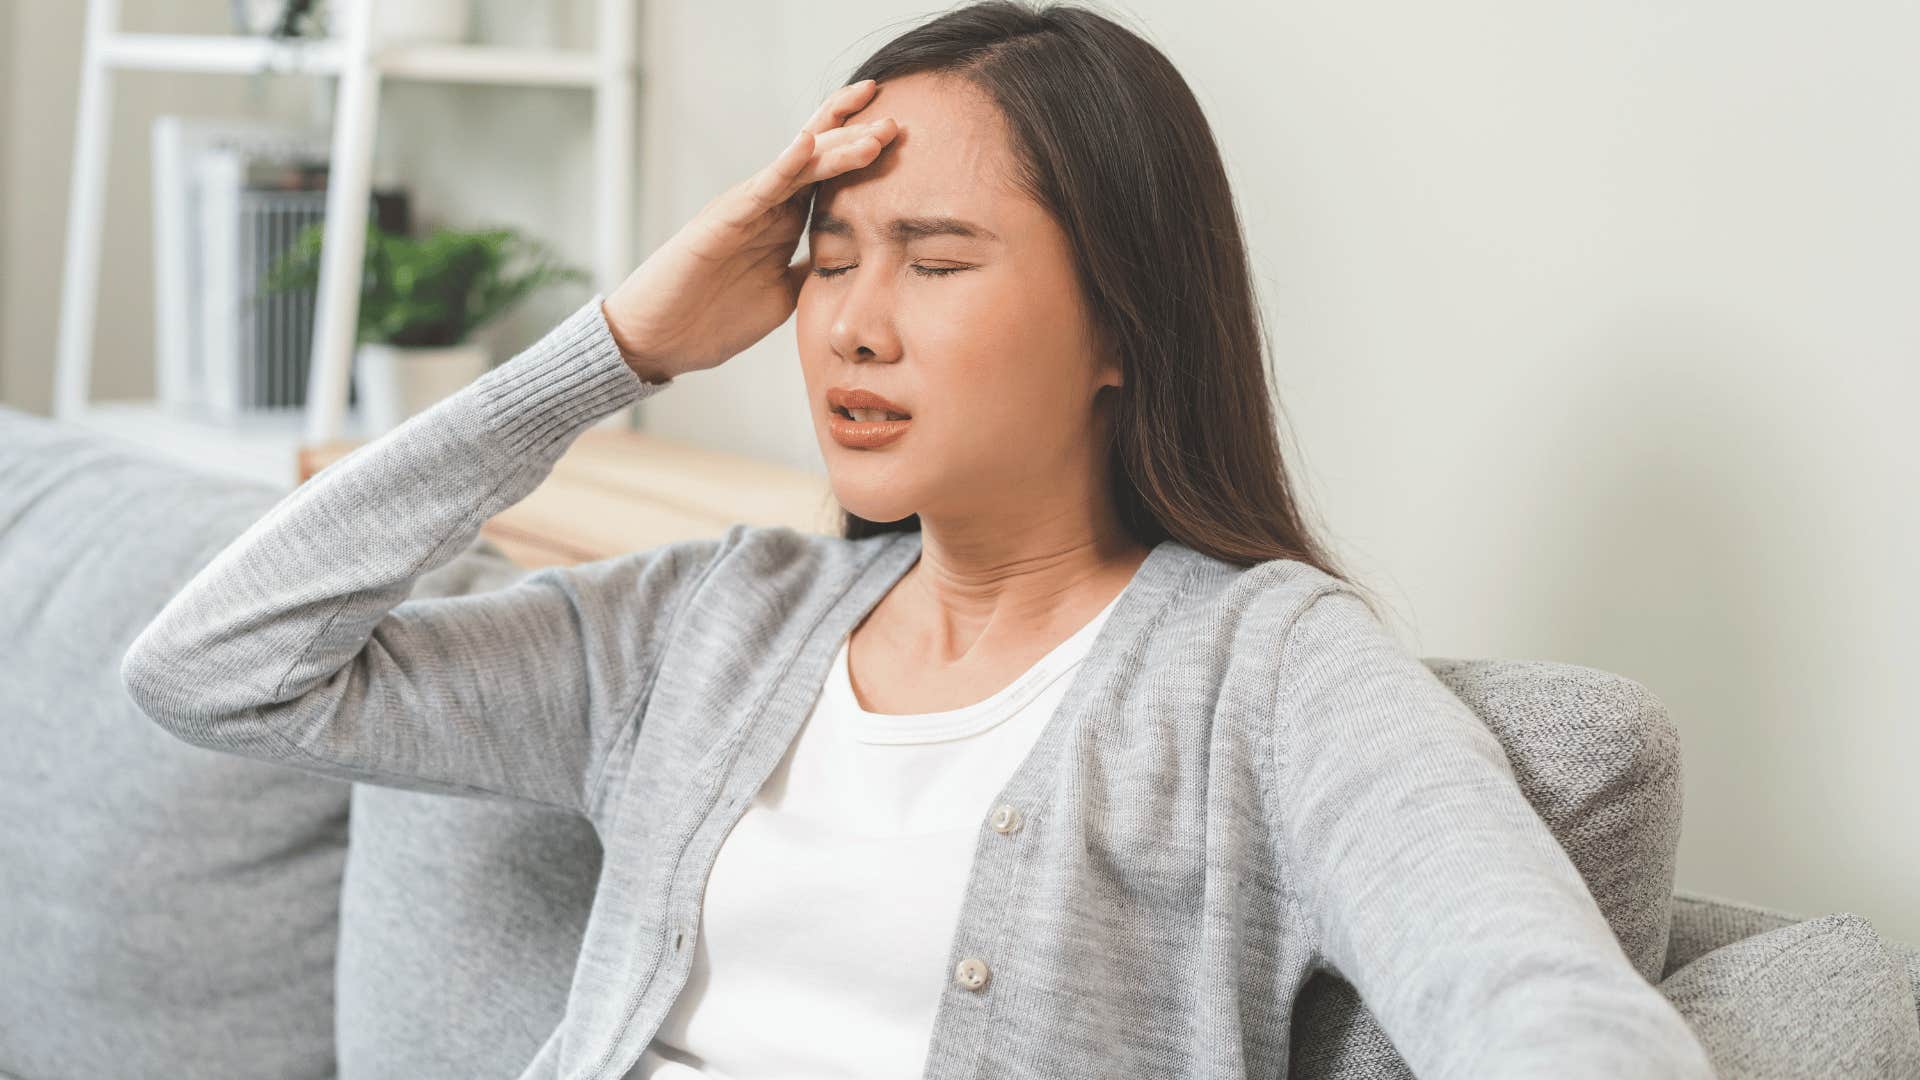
826,1,1371,606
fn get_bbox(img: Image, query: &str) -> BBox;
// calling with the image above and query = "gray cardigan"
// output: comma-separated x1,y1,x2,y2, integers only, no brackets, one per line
121,296,1715,1080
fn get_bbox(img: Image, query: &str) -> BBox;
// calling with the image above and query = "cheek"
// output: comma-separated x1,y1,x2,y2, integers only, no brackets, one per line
917,279,1081,395
900,275,1023,364
793,293,829,373
793,285,822,340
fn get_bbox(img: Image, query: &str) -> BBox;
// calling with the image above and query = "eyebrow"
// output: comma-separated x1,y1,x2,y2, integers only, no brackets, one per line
808,210,1002,244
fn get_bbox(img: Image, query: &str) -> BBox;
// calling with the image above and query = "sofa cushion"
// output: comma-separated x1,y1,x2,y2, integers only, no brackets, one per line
1290,658,1686,1079
1665,890,1800,977
334,790,603,1078
1661,912,1920,1077
1668,892,1920,1037
333,541,605,1079
0,406,345,1079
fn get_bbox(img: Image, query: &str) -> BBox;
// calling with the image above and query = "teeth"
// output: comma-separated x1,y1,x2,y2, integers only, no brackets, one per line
845,407,908,422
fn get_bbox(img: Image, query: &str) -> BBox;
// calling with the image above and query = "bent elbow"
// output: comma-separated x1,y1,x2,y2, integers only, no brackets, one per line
121,628,350,768
122,635,186,730
120,633,234,745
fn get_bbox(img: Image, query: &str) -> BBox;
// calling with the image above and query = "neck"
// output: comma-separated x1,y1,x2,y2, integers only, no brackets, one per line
884,512,1151,665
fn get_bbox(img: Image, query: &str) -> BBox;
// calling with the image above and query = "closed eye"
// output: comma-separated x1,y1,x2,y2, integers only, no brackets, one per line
811,264,971,279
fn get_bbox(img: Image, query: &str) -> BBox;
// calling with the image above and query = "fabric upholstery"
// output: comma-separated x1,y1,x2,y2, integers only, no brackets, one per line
1666,891,1802,977
1290,658,1686,1079
0,404,580,1080
1669,890,1920,1033
1662,912,1920,1078
0,405,344,1079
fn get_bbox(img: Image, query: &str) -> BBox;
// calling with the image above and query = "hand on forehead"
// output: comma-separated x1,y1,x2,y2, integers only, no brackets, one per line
817,72,1017,204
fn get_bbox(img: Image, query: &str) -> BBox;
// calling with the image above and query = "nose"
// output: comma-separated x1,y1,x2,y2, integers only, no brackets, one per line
826,261,903,364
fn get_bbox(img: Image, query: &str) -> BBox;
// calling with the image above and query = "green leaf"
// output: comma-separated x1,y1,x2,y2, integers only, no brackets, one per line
259,218,588,346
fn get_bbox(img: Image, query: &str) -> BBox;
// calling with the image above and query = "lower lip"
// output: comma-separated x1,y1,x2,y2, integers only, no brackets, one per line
828,409,914,448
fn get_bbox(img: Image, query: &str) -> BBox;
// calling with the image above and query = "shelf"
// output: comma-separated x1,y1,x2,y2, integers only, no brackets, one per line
60,0,637,445
375,44,601,87
99,33,344,75
97,33,604,88
64,399,376,491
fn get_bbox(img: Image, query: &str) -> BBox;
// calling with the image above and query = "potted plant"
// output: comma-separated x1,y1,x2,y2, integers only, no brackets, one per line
231,1,472,45
230,0,325,39
266,220,588,434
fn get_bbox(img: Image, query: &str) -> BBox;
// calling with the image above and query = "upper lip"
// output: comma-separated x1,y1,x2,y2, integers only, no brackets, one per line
827,387,913,417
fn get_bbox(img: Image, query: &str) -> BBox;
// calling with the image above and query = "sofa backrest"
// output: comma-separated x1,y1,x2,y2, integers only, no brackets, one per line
0,406,346,1079
0,406,604,1079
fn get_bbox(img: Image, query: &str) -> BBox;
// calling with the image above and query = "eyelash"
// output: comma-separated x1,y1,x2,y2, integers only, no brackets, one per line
810,264,969,279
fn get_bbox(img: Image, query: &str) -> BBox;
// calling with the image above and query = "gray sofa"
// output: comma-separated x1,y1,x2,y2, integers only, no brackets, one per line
3,402,1916,1079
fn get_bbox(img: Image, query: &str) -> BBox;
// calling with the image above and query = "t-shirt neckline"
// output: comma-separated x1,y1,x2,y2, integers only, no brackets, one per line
832,583,1132,746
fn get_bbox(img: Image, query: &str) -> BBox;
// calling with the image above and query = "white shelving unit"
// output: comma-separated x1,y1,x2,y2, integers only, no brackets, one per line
53,0,639,489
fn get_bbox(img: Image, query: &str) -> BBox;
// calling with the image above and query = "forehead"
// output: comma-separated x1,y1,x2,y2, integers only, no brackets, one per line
810,73,1021,234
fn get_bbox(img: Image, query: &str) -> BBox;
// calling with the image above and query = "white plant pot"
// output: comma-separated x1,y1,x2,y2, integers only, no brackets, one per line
354,340,489,436
231,0,292,36
367,0,472,46
471,0,559,48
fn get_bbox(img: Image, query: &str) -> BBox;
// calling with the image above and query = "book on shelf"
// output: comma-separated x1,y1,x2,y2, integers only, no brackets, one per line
150,116,408,425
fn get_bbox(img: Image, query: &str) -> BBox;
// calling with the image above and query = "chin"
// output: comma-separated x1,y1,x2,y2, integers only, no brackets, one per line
833,498,918,525
826,482,917,525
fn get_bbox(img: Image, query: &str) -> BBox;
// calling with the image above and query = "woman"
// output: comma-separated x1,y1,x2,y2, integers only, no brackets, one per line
124,2,1715,1078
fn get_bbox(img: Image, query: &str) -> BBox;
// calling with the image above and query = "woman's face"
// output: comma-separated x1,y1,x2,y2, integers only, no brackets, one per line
796,73,1122,531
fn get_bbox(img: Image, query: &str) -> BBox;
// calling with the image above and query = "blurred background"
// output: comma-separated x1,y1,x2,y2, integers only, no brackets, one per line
1,0,1913,947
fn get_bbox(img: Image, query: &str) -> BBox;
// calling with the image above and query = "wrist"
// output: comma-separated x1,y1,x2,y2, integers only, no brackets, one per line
626,357,677,387
599,300,676,386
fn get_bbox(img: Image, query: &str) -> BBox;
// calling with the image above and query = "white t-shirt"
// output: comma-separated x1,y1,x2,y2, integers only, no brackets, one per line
628,581,1132,1079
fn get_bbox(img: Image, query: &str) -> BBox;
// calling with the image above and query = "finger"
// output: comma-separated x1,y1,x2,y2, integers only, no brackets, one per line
749,119,897,213
801,79,879,137
741,127,816,213
796,120,898,187
815,116,897,151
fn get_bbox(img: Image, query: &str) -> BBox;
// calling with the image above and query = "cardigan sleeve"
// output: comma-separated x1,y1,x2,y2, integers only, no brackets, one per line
1272,585,1714,1079
121,295,719,818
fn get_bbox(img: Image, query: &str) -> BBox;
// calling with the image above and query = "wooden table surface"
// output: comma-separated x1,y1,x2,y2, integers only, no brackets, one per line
298,427,839,569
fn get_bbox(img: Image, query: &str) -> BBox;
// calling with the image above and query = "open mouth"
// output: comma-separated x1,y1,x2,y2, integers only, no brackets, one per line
831,405,912,422
827,402,914,448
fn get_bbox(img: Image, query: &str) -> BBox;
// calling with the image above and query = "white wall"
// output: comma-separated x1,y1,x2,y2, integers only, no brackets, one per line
5,1,1914,942
635,0,1920,944
0,2,11,383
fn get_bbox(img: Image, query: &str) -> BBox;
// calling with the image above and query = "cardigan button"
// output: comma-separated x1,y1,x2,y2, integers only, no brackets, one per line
954,957,991,991
988,804,1022,834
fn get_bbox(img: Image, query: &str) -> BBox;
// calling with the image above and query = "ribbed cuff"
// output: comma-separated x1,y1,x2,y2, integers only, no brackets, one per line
471,294,674,460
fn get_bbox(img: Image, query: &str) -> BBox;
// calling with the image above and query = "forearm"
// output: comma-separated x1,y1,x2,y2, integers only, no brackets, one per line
121,297,669,799
1443,943,1711,1078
